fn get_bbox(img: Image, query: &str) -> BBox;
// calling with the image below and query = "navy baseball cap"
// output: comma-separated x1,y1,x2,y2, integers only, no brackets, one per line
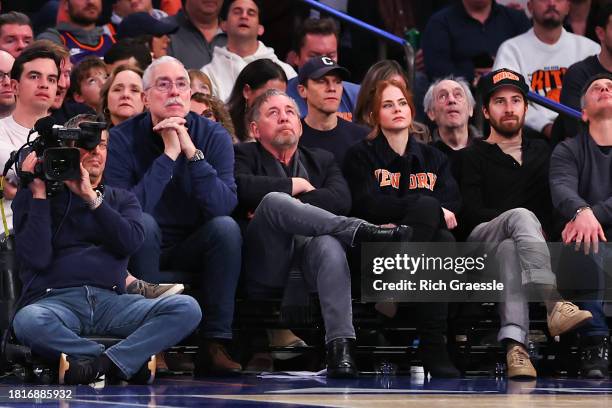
117,12,179,39
298,56,350,85
479,68,529,104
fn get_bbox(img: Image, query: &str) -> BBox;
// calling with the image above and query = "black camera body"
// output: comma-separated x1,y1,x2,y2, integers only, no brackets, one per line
11,117,106,196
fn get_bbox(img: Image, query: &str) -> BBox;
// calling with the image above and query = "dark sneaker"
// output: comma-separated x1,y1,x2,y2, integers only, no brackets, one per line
129,355,157,385
58,353,101,385
126,280,184,299
580,337,610,379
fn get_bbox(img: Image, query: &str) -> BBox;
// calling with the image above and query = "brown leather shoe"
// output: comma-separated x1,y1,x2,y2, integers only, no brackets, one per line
194,340,242,377
506,345,536,379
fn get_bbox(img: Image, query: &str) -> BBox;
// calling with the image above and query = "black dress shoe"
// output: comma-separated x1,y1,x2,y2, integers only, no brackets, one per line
326,338,358,378
353,223,413,245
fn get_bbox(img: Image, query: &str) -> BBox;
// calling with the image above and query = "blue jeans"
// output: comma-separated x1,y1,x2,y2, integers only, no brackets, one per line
128,214,241,340
13,286,201,379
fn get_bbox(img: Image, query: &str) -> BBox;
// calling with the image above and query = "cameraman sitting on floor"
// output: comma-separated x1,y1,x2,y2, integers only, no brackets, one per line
9,114,201,385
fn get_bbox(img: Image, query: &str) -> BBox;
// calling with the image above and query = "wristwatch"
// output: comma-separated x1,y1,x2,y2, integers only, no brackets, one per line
88,190,104,210
188,149,205,163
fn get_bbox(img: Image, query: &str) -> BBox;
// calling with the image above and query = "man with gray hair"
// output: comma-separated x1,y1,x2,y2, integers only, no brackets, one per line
235,89,413,378
105,56,243,377
425,76,481,181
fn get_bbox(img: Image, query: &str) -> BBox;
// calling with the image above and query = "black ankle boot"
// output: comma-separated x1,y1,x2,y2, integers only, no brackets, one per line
418,341,460,378
58,353,101,385
326,338,358,378
354,224,413,244
580,336,609,379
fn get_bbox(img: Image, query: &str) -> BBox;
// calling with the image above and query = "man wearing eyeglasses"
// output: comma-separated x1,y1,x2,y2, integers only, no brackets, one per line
105,56,243,377
0,50,15,118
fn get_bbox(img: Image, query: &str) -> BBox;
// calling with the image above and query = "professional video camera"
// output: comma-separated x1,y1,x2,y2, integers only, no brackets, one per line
2,116,106,196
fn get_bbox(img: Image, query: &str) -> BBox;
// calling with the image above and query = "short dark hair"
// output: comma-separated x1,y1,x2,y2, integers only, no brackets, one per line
104,38,152,71
220,0,263,22
292,18,339,53
69,56,107,96
0,11,32,32
11,46,61,82
595,2,612,29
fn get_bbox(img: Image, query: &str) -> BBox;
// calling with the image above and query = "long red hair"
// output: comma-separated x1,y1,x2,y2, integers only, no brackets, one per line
366,79,416,141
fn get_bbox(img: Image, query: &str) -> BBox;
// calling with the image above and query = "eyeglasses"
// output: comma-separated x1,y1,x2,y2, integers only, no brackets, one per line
0,71,10,82
149,78,190,93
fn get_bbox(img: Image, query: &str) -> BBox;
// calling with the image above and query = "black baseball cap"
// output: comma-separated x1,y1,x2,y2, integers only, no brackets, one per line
298,56,350,85
580,73,612,97
117,12,179,40
479,68,529,104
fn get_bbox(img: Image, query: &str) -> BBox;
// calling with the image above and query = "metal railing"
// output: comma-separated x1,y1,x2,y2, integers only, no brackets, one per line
299,1,582,121
527,92,582,120
298,0,415,87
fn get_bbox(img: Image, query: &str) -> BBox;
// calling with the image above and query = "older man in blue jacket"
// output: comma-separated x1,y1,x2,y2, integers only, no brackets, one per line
105,56,242,376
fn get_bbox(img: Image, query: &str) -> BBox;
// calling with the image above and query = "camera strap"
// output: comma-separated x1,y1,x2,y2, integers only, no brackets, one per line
0,177,10,238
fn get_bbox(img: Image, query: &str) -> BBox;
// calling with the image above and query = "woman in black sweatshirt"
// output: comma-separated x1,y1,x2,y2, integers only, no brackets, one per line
343,79,461,378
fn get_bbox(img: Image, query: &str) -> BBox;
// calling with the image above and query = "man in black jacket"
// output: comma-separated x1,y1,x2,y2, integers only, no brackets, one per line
234,89,411,378
460,68,592,379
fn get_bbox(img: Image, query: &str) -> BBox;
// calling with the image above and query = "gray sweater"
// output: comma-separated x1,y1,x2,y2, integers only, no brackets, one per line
550,131,612,225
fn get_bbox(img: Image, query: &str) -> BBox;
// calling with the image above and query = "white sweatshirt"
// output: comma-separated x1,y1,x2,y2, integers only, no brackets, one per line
0,115,34,231
493,28,600,132
201,41,297,102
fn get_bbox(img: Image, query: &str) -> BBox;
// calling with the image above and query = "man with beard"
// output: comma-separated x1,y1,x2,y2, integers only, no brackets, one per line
38,0,116,64
459,68,592,379
493,0,599,138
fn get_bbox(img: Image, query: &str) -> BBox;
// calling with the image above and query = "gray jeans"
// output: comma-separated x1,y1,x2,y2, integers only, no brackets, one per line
244,192,362,343
467,208,555,345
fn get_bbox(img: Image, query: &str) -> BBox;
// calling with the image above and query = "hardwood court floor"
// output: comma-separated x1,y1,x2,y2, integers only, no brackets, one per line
1,375,611,407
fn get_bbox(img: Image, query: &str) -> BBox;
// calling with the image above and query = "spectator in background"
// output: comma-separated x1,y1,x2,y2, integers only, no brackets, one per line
202,0,296,102
69,56,107,112
111,0,135,26
425,76,480,181
286,18,359,122
0,47,60,233
557,3,612,142
297,56,368,165
354,60,431,143
38,0,116,64
99,64,144,127
191,92,237,143
130,0,169,21
116,12,179,59
0,50,15,118
104,38,152,73
189,69,213,95
165,0,226,69
0,11,33,58
494,0,600,139
227,58,287,142
422,0,530,84
26,40,84,125
564,0,601,42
